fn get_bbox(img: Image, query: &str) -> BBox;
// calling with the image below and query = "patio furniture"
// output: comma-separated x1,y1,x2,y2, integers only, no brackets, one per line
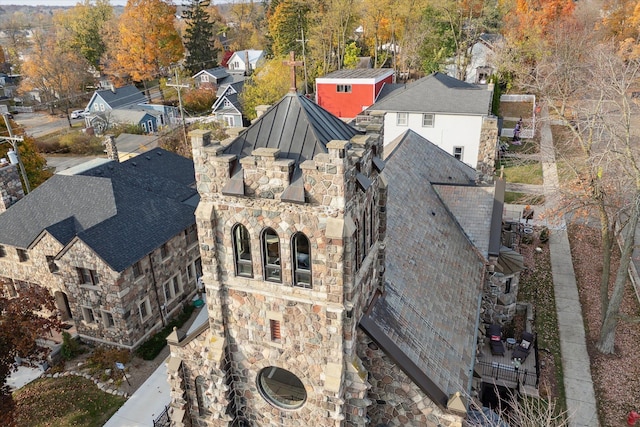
487,324,506,356
512,331,534,361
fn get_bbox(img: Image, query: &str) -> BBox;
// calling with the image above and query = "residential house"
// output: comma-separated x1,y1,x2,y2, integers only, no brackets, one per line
315,68,395,119
359,72,497,174
0,148,202,350
226,49,264,74
463,33,503,84
84,84,178,134
211,81,246,128
165,89,531,426
192,66,246,90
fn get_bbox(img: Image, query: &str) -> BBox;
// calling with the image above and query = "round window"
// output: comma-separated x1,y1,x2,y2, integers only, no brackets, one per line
257,366,307,409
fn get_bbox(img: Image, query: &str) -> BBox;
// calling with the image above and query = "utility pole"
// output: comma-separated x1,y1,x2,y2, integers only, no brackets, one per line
166,68,190,144
2,114,29,193
296,27,309,95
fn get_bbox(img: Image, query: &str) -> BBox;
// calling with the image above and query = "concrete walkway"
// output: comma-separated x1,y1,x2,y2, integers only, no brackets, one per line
539,106,599,427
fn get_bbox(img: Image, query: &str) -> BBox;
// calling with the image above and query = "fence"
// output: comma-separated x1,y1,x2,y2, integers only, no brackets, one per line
476,359,538,388
153,405,170,427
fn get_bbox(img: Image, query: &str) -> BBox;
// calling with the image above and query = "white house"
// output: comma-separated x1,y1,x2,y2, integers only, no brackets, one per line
227,49,264,74
364,72,494,168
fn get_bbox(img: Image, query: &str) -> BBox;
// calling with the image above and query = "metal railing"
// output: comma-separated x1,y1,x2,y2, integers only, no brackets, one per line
476,359,538,387
153,405,170,427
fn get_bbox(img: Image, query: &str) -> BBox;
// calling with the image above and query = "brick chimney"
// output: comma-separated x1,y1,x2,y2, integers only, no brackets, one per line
0,158,25,213
103,134,119,162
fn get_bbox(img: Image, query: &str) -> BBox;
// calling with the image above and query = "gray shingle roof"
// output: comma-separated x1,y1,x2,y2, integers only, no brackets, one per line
366,130,487,399
96,84,146,109
370,72,492,115
0,148,197,272
223,92,362,166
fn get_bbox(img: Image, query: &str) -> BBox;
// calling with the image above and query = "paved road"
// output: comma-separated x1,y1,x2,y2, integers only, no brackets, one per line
13,112,79,138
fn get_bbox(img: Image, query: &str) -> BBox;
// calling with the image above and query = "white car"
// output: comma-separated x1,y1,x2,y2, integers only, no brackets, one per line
71,110,88,119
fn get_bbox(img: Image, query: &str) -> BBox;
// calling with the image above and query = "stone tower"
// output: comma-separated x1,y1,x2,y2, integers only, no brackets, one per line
168,93,387,426
0,160,24,213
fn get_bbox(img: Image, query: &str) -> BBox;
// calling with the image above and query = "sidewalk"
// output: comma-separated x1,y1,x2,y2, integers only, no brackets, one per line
103,298,209,427
539,106,599,427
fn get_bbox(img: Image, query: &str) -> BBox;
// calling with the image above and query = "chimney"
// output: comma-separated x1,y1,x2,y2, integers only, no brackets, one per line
245,50,250,74
103,134,119,162
254,105,270,121
110,83,116,93
0,160,25,213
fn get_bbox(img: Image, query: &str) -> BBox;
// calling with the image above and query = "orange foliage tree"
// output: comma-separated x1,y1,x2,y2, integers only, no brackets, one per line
106,0,183,85
502,0,575,47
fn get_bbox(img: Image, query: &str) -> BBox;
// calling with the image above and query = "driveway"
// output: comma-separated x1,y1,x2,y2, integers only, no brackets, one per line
13,112,76,138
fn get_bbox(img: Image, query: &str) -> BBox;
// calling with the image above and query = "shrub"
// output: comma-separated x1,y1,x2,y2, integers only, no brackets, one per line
135,304,195,360
87,347,130,374
183,87,217,115
60,331,83,360
539,226,550,243
58,133,103,155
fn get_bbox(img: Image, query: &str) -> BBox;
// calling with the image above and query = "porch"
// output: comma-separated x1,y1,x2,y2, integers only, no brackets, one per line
476,337,539,397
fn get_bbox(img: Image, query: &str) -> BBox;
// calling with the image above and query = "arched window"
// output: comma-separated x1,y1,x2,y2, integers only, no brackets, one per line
262,228,281,282
233,224,252,277
361,210,367,262
292,233,311,288
354,219,360,271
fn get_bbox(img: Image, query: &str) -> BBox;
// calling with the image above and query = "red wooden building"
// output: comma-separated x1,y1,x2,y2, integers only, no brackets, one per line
315,69,395,119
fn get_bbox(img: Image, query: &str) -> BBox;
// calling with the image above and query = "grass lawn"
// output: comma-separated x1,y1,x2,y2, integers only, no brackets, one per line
504,191,545,205
499,101,534,119
13,375,125,427
500,162,544,185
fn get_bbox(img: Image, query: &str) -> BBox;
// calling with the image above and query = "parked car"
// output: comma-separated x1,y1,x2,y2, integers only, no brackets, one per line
71,110,88,119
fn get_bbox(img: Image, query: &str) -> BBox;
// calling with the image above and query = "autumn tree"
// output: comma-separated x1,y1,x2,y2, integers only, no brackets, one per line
226,0,267,51
54,0,113,70
268,0,310,58
19,32,93,123
0,12,30,73
239,58,295,120
183,0,219,74
0,282,61,424
105,0,183,90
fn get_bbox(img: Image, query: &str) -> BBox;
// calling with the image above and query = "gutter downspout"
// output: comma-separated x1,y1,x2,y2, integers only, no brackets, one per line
148,253,165,327
468,293,483,400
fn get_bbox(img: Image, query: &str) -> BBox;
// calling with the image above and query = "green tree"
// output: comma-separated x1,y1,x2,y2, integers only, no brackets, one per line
0,282,61,424
268,0,309,57
106,0,183,85
239,58,294,121
183,0,219,74
54,0,113,70
343,41,360,68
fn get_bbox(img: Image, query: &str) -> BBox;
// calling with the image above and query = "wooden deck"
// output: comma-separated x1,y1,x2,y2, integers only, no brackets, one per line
476,339,538,391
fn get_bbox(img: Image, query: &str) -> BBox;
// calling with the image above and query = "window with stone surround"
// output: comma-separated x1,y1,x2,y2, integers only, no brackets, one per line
262,228,281,282
360,211,366,264
257,367,306,409
138,298,151,321
77,267,99,286
102,311,115,328
233,224,253,277
160,243,169,260
132,261,143,278
82,306,96,323
505,277,512,294
185,224,198,247
369,199,375,248
354,219,360,271
46,256,59,273
292,232,311,288
17,249,29,262
0,245,6,257
186,257,202,283
195,376,209,416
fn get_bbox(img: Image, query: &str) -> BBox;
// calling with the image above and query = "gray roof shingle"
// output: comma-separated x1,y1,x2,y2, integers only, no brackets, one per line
96,84,146,109
223,92,362,166
0,148,197,272
366,129,488,400
370,72,492,115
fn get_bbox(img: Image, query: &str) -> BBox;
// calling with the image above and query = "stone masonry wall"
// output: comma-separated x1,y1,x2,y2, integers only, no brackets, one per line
0,162,24,212
356,330,464,427
0,227,199,349
476,117,498,183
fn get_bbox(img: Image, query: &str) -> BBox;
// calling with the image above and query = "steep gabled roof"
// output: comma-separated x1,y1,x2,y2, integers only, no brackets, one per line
362,130,487,405
223,92,362,166
0,148,197,272
94,84,146,109
370,72,492,115
193,66,229,80
212,81,244,114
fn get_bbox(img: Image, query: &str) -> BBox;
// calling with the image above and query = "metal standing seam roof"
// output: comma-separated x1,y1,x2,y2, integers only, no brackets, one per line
0,148,197,272
223,92,362,166
362,129,487,403
369,72,492,115
317,68,395,80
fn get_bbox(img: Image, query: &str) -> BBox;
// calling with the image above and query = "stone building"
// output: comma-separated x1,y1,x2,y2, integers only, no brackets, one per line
0,148,202,349
165,82,526,426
